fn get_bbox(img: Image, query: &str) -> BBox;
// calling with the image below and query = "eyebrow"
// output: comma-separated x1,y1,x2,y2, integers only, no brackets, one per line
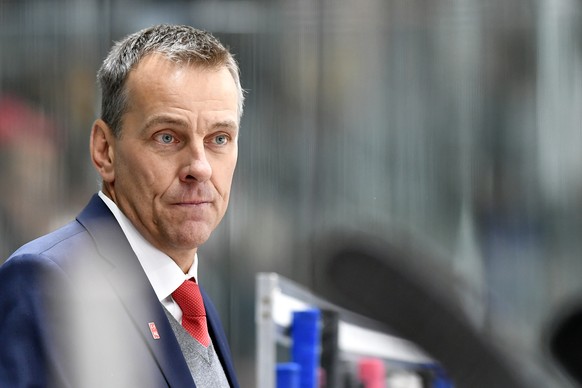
210,120,239,132
142,114,239,137
142,115,239,133
142,115,189,133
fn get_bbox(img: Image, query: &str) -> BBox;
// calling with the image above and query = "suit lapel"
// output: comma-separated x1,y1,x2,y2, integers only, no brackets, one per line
201,287,240,388
76,195,195,387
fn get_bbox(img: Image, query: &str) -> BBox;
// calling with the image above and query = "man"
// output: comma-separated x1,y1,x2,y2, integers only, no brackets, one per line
0,24,244,387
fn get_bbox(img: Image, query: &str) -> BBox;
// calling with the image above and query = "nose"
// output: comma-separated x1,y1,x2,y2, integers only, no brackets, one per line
179,142,212,183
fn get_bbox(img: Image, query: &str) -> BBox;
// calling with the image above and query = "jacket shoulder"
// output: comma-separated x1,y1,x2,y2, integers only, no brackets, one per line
5,220,92,267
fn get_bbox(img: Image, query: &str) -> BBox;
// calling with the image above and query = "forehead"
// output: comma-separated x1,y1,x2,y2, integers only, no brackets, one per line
128,53,222,86
124,53,241,120
128,54,236,103
121,54,239,130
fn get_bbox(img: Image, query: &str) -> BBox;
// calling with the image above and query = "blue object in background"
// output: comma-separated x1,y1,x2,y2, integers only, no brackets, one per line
277,363,301,388
291,309,321,388
427,364,454,388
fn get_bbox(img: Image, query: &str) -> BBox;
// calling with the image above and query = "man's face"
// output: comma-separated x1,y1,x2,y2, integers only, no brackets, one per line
103,54,239,261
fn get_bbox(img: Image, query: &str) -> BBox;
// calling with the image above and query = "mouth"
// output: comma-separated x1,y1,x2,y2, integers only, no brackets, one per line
168,188,216,207
173,200,212,206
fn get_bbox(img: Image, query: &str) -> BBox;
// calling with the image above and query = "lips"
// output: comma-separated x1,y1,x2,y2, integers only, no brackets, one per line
173,200,212,206
169,188,215,206
182,197,210,204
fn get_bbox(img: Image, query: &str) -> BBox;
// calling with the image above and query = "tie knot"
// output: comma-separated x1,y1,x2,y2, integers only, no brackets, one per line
172,279,205,317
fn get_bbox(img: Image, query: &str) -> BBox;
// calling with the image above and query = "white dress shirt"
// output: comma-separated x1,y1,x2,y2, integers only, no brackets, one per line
98,191,197,323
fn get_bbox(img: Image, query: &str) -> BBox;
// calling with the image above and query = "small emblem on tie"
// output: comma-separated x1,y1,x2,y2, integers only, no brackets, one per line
149,322,160,339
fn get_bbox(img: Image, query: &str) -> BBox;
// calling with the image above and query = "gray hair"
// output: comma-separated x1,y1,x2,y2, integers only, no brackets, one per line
97,24,244,137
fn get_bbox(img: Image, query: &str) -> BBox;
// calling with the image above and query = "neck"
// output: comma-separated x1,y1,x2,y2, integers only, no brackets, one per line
99,186,197,274
173,255,195,274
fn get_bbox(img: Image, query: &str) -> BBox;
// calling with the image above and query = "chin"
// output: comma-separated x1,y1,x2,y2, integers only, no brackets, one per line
175,230,212,248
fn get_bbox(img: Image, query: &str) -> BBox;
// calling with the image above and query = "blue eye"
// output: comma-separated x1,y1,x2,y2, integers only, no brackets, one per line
159,133,174,144
215,135,228,145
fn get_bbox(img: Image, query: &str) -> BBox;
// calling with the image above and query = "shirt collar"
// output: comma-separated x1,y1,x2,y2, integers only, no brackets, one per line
97,191,198,302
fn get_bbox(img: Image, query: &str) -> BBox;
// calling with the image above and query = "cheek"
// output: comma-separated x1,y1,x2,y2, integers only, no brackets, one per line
214,159,237,194
116,155,167,197
134,154,173,183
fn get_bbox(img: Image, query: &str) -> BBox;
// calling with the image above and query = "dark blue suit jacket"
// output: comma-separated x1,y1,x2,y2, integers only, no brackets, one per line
0,195,239,387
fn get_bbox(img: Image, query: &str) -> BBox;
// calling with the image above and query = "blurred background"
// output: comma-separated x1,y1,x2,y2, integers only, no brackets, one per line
2,0,582,386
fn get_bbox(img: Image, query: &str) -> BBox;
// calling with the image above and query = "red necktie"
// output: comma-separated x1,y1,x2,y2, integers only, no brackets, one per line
171,279,211,347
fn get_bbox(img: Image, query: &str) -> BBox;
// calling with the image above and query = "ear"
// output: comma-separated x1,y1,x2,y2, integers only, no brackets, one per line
90,119,116,183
